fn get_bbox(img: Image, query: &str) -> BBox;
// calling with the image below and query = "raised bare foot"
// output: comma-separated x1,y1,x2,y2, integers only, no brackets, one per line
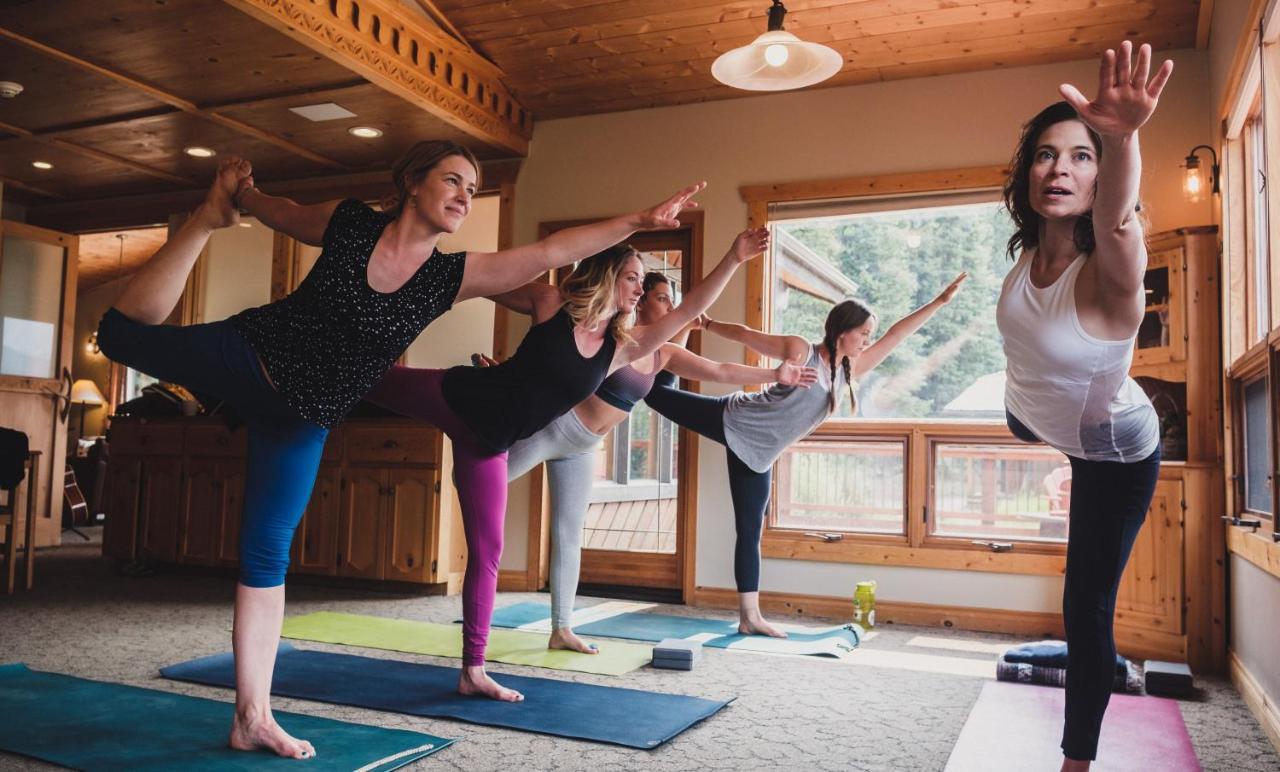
228,709,315,759
458,665,523,702
196,158,249,230
548,627,599,655
739,615,788,638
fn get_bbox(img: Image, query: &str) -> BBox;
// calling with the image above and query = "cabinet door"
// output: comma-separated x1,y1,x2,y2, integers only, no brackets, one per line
292,464,341,576
1133,247,1187,366
1116,479,1185,637
213,458,246,568
102,456,141,560
383,468,437,583
338,468,384,579
138,458,182,561
181,458,221,565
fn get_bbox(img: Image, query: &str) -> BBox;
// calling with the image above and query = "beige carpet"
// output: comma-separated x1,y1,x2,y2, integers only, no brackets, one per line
0,540,1275,771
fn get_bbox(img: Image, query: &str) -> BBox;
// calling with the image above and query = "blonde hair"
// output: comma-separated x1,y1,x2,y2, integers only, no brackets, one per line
558,244,640,345
381,140,481,219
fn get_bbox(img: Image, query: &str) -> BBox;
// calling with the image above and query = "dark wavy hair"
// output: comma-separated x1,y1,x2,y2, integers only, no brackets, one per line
642,271,674,294
1002,102,1105,260
823,299,874,414
382,140,481,219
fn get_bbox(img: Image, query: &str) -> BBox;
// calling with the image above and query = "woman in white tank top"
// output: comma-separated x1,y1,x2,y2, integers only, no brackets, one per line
994,42,1173,770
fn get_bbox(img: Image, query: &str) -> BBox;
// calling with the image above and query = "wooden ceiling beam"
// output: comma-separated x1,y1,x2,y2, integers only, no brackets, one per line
0,25,349,171
221,0,533,155
0,120,196,187
0,175,63,201
1196,0,1215,49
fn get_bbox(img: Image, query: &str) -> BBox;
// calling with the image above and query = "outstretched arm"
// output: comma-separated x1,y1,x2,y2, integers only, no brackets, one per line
616,228,767,365
234,168,341,247
663,344,817,387
701,317,810,364
486,282,561,317
1059,41,1173,293
454,183,706,302
854,273,966,379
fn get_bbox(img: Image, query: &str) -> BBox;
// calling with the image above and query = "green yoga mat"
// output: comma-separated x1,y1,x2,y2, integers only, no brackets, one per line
282,612,653,676
0,662,452,771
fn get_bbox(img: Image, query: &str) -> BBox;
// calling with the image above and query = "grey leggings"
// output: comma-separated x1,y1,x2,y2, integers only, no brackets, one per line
506,410,605,629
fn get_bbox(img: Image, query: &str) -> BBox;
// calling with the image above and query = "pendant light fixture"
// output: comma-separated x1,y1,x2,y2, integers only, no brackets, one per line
711,1,843,92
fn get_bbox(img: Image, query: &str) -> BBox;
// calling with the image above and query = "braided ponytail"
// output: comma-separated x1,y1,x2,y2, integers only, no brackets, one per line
822,298,875,415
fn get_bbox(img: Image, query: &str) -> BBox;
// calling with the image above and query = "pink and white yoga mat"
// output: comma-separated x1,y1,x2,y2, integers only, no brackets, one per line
945,681,1200,771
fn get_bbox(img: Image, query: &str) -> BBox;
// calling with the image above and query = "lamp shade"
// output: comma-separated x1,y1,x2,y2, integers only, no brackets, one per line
711,30,843,91
70,378,106,406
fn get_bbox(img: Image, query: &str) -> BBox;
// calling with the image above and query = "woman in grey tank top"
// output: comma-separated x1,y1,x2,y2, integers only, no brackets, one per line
995,42,1173,769
646,273,966,637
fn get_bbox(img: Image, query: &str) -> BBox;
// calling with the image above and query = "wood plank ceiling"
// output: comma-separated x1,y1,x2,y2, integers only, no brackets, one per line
0,0,1205,234
436,0,1205,119
0,0,531,231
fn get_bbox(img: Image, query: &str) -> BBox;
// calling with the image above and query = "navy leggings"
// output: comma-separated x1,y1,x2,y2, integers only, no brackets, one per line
1007,411,1160,761
644,375,770,593
97,308,328,588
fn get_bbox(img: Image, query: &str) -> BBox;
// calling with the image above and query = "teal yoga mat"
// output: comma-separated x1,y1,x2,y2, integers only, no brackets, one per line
490,601,862,656
0,663,452,771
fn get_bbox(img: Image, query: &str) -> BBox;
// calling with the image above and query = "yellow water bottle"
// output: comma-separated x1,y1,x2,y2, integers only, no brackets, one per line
853,580,877,630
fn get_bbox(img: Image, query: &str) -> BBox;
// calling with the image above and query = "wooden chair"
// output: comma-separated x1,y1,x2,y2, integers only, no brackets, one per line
0,450,39,594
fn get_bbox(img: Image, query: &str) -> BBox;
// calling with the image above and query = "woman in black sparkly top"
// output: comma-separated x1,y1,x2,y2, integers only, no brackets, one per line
96,141,703,760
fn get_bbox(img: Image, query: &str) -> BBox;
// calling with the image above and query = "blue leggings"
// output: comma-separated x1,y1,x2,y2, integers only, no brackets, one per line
1007,411,1159,761
97,308,327,588
644,375,771,593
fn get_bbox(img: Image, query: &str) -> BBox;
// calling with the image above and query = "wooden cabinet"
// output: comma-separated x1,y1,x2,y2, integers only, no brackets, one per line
1115,226,1225,671
104,417,465,592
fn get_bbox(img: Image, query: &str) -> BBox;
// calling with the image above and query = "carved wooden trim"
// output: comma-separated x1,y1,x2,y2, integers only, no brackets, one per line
223,0,532,154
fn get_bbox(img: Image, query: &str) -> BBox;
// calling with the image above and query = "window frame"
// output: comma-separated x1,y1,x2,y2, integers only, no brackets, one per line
742,166,1068,577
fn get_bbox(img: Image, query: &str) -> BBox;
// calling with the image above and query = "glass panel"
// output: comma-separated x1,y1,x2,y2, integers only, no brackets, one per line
771,198,1015,419
773,439,906,534
1249,118,1269,340
932,443,1072,543
1137,266,1170,350
1244,378,1271,513
583,250,683,554
0,234,66,378
125,368,159,402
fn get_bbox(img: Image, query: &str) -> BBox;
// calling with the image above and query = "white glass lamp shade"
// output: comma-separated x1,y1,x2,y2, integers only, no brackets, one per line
711,30,843,91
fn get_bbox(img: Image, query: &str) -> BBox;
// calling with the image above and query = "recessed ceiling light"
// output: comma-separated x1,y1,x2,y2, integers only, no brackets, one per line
348,126,383,138
31,160,53,170
238,222,252,228
184,146,216,158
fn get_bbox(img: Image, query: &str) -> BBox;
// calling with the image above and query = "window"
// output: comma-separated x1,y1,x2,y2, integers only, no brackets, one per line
1247,114,1270,341
774,438,906,534
932,443,1070,543
1243,377,1272,515
123,368,158,403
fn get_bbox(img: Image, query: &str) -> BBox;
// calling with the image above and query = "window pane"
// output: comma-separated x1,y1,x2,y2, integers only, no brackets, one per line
586,401,679,554
1244,378,1271,513
0,235,66,378
771,198,1015,419
932,443,1072,543
773,439,905,534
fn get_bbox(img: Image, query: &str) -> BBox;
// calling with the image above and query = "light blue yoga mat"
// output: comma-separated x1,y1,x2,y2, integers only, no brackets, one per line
490,601,862,656
0,662,451,771
161,643,732,749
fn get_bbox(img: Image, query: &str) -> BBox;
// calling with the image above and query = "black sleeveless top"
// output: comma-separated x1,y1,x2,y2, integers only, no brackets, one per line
442,309,618,452
232,199,467,428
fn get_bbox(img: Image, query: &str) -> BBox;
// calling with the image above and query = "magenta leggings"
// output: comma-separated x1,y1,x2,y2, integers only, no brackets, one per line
366,365,507,666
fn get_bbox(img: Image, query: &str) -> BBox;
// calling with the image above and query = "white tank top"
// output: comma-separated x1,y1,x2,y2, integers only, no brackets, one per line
995,249,1158,462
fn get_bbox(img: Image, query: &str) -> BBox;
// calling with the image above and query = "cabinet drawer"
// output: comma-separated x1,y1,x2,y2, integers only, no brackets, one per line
108,423,184,456
185,424,248,456
345,426,440,465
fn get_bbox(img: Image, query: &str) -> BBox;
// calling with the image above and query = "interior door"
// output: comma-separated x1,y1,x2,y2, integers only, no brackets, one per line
0,220,77,547
534,214,703,597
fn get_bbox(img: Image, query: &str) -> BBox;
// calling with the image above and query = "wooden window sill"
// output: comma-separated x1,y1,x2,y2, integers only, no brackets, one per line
1226,523,1280,580
761,530,1065,576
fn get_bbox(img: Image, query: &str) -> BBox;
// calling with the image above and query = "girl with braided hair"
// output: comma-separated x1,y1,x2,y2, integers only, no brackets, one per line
643,272,966,637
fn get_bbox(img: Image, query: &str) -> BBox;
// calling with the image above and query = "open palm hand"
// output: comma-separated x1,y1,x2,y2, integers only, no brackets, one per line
1060,41,1173,137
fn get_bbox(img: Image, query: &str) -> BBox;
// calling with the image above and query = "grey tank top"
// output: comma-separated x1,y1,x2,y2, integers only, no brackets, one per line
722,343,845,473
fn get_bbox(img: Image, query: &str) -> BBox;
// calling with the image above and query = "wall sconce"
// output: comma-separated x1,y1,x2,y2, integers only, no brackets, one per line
1183,145,1219,204
86,331,100,355
711,1,842,91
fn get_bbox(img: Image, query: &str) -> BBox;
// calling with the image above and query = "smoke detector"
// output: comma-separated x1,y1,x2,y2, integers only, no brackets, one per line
0,81,23,99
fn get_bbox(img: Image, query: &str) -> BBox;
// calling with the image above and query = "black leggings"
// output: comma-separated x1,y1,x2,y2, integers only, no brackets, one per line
645,375,770,593
1007,411,1160,761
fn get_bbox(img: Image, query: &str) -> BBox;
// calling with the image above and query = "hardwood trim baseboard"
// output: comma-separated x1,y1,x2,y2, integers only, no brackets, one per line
1231,649,1280,756
498,569,532,593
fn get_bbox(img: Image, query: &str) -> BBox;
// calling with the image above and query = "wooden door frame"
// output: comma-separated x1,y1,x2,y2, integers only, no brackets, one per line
0,219,78,546
520,210,703,600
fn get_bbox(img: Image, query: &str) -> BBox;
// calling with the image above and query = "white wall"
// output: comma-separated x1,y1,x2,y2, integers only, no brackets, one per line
508,49,1215,611
200,219,274,323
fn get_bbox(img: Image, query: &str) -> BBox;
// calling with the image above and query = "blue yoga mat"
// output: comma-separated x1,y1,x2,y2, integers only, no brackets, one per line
0,663,450,771
491,602,862,654
161,643,732,749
